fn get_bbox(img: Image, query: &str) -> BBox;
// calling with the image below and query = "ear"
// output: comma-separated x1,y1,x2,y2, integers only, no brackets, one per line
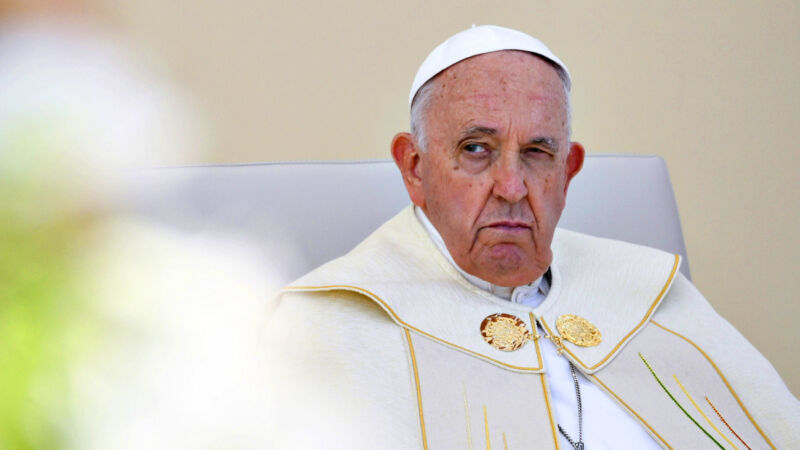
391,132,426,208
563,141,585,194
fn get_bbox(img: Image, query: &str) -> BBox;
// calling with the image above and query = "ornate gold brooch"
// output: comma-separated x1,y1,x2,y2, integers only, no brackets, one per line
556,314,602,347
479,313,533,352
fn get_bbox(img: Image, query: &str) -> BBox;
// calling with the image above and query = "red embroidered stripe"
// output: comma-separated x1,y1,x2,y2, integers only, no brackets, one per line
705,396,752,450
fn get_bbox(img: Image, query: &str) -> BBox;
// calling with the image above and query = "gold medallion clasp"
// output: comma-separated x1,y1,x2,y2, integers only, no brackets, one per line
556,314,602,347
480,313,531,352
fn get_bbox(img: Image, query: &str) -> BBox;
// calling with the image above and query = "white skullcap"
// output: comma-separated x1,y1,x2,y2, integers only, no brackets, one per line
408,24,570,106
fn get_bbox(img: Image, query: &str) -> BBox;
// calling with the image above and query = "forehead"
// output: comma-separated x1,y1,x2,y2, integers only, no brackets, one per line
425,51,568,138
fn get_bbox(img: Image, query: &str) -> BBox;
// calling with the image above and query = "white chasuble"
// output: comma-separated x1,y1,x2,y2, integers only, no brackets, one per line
266,206,799,449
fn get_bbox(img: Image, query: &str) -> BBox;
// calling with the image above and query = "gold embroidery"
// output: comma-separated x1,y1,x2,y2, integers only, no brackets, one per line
590,374,673,449
556,314,602,347
483,405,491,450
502,432,508,450
529,312,543,368
284,285,544,371
538,254,680,370
463,382,473,450
651,321,776,449
405,329,428,450
538,373,560,450
480,313,531,351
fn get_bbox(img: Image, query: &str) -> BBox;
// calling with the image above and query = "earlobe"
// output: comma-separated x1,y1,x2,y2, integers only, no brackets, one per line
563,141,585,193
391,132,426,207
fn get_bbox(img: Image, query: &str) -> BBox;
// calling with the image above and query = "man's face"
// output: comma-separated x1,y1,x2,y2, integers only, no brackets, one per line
402,50,584,287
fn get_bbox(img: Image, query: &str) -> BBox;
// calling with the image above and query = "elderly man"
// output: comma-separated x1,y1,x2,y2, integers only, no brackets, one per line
267,26,799,449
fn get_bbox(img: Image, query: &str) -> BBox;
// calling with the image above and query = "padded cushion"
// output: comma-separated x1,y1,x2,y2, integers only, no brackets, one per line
123,155,690,285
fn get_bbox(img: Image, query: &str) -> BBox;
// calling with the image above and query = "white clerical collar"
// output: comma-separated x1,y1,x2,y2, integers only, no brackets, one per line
414,206,548,305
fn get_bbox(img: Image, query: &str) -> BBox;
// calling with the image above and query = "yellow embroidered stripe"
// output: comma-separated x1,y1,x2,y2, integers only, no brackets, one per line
590,374,673,449
651,320,776,449
529,312,544,368
538,373,560,450
405,329,428,450
673,375,740,450
284,284,544,371
483,405,491,450
538,254,680,371
463,383,473,450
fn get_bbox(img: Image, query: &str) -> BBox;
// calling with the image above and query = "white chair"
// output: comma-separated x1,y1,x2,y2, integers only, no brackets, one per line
124,155,690,285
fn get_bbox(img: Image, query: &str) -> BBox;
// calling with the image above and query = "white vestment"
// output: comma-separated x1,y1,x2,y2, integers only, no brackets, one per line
415,206,662,449
266,206,799,449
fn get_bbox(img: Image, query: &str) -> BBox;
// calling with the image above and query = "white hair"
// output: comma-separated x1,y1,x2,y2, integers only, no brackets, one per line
409,56,572,151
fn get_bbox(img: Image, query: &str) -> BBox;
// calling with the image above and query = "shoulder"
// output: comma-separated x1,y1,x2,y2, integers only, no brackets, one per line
265,288,421,448
271,288,396,331
552,227,678,269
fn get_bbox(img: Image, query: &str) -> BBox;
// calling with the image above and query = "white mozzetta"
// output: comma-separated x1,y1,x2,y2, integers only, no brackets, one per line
267,206,799,449
416,206,660,449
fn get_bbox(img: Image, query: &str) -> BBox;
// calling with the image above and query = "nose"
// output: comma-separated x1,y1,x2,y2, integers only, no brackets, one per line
491,153,528,203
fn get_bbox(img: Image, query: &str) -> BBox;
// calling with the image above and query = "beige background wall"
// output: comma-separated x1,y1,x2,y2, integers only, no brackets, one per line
108,1,799,395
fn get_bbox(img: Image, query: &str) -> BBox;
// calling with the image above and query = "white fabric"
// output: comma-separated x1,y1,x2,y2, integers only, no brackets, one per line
408,24,571,105
415,206,659,449
276,207,800,448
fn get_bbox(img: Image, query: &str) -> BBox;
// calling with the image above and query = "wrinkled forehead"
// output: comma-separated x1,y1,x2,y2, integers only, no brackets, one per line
437,50,565,94
425,51,569,134
413,50,566,105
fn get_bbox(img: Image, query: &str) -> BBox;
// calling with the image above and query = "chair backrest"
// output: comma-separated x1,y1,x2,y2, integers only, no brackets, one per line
123,155,690,285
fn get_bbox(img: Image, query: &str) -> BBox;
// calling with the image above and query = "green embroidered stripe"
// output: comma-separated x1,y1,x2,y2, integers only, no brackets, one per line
638,353,726,450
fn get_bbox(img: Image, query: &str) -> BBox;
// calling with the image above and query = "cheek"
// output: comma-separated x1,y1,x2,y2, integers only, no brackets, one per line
541,173,555,193
527,170,557,195
527,171,568,215
436,176,491,232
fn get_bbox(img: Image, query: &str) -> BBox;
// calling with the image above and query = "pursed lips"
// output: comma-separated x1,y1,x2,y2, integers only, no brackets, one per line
483,220,531,231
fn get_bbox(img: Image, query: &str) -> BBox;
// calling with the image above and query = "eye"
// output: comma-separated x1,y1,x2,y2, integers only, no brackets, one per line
523,147,551,157
463,143,489,154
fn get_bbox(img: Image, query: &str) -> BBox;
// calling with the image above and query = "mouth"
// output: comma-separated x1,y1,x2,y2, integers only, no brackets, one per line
484,220,532,232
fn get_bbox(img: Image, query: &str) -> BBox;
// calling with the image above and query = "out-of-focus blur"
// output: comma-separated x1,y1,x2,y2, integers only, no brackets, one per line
0,2,282,448
1,2,798,448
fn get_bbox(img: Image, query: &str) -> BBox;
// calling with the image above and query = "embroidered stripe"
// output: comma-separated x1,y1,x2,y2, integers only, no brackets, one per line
706,396,752,450
673,375,739,450
650,321,775,449
538,373,561,449
404,329,429,450
590,374,673,449
538,254,680,371
463,383,473,450
483,405,491,450
638,353,725,449
286,285,544,371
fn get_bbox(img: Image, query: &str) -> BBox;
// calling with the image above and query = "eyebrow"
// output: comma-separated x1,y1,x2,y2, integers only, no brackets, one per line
458,126,497,140
527,137,560,153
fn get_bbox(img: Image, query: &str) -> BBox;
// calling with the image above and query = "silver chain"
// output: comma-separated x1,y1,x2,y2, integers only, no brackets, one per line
557,362,584,450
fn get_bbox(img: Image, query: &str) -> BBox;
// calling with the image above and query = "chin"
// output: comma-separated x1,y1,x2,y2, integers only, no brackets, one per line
486,270,545,288
475,253,550,287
